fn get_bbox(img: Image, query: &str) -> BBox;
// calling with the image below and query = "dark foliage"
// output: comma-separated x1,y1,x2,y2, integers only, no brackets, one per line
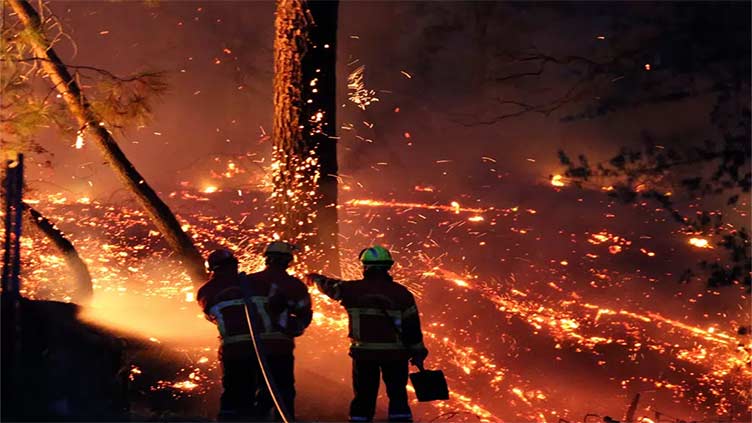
2,300,129,421
550,4,751,291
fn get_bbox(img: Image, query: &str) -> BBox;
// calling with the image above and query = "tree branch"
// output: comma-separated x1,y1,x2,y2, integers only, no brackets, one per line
2,57,165,82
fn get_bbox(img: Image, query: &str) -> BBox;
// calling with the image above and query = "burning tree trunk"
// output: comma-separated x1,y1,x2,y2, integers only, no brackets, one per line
272,0,340,275
7,0,207,285
23,203,93,304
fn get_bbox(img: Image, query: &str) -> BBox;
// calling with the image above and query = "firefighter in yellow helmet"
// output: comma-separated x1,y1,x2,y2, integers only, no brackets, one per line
307,246,428,422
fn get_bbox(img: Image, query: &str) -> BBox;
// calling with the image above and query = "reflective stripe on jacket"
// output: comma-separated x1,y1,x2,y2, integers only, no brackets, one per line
197,268,313,354
208,296,291,345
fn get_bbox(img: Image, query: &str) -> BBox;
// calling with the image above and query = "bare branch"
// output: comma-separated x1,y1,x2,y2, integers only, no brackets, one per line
2,56,166,82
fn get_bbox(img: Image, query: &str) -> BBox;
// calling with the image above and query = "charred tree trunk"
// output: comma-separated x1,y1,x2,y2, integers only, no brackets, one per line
22,203,93,304
1,155,23,420
8,0,207,285
273,0,340,275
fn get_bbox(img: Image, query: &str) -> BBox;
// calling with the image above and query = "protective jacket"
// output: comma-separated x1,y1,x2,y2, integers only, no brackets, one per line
315,270,428,361
197,268,312,356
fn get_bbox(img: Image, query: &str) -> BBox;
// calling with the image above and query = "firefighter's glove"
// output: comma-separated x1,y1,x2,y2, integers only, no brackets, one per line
409,347,429,370
305,273,325,286
410,356,425,371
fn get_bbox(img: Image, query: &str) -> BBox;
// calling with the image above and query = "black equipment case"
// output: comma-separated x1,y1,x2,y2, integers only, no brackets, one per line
409,369,449,402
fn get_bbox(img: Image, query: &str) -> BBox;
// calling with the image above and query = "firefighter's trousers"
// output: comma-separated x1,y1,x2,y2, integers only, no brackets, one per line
349,358,412,422
218,347,295,422
218,351,258,421
255,353,296,421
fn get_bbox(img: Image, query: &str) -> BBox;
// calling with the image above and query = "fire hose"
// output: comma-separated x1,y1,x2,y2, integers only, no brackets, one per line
241,283,292,423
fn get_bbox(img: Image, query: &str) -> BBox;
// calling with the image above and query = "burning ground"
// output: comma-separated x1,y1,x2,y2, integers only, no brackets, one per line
13,166,751,422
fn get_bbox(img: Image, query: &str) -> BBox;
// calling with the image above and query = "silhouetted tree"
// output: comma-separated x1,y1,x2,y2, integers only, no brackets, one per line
443,3,750,291
4,0,207,284
23,203,93,303
503,4,751,290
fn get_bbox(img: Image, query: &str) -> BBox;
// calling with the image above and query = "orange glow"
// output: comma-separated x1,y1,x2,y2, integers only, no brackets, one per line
347,199,485,214
16,183,749,420
172,380,198,390
75,132,85,149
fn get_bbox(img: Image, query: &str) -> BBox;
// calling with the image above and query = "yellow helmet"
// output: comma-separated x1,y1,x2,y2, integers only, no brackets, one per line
359,245,394,268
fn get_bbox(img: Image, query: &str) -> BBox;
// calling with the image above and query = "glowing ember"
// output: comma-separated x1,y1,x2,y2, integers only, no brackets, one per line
689,237,712,249
347,199,485,214
171,380,198,390
347,65,379,110
75,132,85,149
452,279,469,287
550,174,565,187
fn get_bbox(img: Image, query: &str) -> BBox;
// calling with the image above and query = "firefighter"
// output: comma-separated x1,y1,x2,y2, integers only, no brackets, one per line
197,244,312,421
246,241,312,421
196,249,255,421
307,246,428,423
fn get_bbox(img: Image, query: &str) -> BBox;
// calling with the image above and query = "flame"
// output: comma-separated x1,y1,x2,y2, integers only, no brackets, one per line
171,380,198,390
550,174,565,187
689,237,712,249
347,199,485,214
75,132,85,149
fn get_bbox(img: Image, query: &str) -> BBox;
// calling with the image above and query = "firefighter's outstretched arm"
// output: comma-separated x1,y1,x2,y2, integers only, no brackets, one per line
307,274,344,302
401,293,429,369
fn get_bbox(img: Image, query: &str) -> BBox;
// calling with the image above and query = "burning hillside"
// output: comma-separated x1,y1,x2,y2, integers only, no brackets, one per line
12,171,750,422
